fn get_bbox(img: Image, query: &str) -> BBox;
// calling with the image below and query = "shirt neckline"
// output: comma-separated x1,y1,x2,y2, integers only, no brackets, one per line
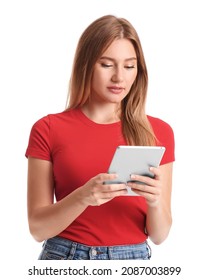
75,108,121,128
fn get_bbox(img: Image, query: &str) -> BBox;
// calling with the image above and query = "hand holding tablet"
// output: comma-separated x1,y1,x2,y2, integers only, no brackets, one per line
105,146,165,195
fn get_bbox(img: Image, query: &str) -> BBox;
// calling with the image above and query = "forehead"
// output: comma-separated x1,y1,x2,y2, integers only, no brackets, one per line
101,38,136,60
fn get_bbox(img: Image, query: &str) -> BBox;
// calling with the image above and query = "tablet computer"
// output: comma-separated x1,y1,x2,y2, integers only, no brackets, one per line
105,146,165,195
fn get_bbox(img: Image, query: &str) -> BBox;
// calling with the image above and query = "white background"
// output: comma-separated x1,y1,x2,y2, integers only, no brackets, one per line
1,0,208,279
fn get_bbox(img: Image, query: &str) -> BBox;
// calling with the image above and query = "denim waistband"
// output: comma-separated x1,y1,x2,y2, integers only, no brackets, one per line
39,236,151,260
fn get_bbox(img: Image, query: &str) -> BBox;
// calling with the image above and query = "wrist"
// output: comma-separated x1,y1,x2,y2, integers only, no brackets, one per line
72,186,89,208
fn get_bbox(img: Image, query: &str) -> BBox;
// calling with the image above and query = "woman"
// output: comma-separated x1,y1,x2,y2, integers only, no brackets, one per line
26,15,175,260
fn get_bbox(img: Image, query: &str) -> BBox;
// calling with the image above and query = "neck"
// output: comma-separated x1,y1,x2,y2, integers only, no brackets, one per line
81,103,121,124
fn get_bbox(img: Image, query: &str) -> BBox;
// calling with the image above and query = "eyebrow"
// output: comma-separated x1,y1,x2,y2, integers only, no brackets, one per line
99,56,137,62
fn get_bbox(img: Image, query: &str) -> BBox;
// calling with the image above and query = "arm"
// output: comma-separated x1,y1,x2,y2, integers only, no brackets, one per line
127,162,173,244
27,157,127,242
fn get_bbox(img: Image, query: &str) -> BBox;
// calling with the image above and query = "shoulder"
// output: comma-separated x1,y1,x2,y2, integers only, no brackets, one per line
147,115,173,132
147,115,174,142
32,109,78,128
26,110,76,160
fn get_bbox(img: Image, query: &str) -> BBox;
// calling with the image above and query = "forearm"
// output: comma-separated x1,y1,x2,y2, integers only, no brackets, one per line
28,169,126,243
146,202,172,245
28,188,87,242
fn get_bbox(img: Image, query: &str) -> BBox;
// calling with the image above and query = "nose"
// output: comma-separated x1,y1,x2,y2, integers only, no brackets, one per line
111,67,124,83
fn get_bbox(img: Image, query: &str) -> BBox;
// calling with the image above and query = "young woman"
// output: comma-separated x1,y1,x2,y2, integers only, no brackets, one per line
26,15,175,260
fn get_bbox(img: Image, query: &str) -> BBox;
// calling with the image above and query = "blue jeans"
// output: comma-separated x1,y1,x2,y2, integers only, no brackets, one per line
38,236,151,260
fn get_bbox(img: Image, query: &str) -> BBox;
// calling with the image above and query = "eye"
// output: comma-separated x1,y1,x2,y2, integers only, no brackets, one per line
125,65,135,69
101,63,113,68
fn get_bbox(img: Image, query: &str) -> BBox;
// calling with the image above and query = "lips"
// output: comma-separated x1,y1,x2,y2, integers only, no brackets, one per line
107,86,124,94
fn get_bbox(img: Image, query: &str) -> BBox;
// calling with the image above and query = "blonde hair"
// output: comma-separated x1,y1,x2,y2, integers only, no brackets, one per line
66,15,156,146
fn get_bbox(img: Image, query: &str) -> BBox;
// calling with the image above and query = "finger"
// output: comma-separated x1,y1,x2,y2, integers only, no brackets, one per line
127,183,160,195
95,189,128,205
95,188,128,205
133,191,160,207
149,166,161,178
100,183,127,193
130,174,156,186
102,188,128,197
94,173,118,183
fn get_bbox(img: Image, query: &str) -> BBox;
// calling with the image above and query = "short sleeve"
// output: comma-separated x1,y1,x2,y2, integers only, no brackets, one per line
158,122,175,165
25,116,52,161
148,116,175,165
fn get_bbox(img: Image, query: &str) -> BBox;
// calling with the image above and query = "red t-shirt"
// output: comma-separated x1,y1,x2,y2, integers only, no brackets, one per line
25,109,175,246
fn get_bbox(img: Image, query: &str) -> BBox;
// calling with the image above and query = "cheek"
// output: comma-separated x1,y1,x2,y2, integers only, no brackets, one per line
91,73,101,91
132,71,138,82
127,72,137,88
92,71,107,88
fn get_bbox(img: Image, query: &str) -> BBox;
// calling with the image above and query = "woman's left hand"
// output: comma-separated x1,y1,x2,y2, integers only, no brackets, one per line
127,167,162,207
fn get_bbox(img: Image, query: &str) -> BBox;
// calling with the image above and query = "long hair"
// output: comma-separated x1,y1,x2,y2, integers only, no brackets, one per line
66,15,156,146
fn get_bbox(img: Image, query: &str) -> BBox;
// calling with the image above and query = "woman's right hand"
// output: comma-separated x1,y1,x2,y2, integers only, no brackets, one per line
78,173,127,206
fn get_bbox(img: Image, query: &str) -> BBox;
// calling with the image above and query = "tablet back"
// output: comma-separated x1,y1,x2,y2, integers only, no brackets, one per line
106,146,165,194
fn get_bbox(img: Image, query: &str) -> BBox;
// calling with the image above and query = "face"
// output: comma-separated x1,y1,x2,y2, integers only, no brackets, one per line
91,38,138,105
